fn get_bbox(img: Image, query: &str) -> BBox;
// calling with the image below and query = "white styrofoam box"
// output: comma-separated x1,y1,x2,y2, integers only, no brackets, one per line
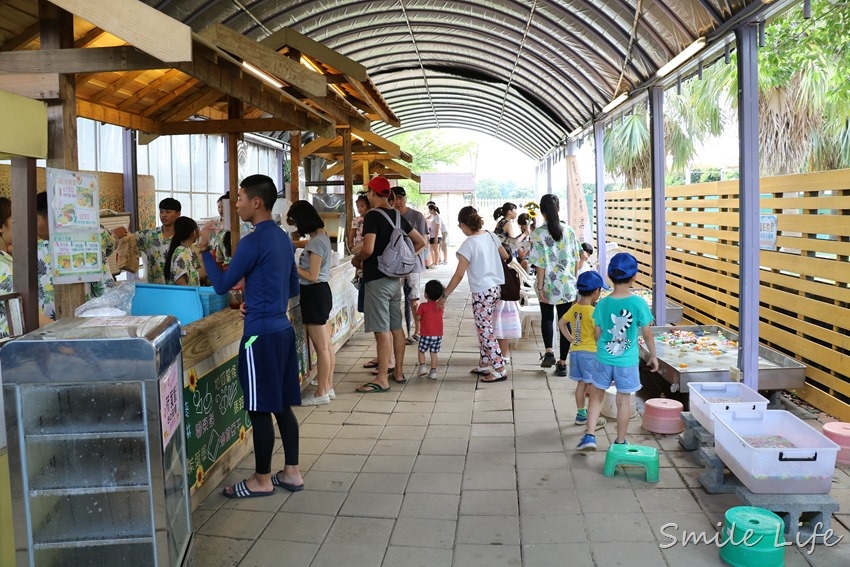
601,386,637,419
689,382,769,434
714,410,839,494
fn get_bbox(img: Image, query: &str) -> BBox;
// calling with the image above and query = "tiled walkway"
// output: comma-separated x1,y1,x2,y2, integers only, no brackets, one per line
190,264,850,567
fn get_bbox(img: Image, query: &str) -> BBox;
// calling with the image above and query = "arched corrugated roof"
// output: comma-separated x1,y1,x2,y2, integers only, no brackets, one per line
147,0,792,159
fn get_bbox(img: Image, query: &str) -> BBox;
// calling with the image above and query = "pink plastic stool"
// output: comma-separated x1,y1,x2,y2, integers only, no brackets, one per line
822,422,850,465
642,398,684,434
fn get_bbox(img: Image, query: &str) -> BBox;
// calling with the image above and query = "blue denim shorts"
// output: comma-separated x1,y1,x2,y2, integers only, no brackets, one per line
591,361,642,393
568,351,596,384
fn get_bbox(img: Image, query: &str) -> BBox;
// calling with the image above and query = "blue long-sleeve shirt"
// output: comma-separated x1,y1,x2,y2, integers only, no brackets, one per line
202,220,299,336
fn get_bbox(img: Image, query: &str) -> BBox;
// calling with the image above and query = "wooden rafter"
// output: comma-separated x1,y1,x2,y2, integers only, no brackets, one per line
116,68,184,110
0,22,39,52
139,76,198,117
155,86,223,123
0,46,167,74
85,70,146,103
302,135,339,158
160,118,309,136
354,129,412,162
260,27,367,81
77,99,158,133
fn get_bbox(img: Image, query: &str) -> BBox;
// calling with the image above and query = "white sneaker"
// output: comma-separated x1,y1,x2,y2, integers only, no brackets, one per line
428,369,438,380
301,394,330,406
502,356,511,364
328,388,336,400
418,363,429,376
310,379,318,386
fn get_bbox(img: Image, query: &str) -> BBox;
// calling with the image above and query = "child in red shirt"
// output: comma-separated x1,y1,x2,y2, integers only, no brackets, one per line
416,280,445,380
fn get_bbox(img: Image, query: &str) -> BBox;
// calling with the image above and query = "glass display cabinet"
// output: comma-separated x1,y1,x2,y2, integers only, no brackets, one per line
1,316,192,567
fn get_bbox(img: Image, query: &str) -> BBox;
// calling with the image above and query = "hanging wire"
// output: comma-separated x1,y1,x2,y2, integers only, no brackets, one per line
231,0,272,36
614,0,643,96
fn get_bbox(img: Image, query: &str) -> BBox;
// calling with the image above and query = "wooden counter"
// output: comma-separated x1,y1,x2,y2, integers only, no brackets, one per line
183,260,361,508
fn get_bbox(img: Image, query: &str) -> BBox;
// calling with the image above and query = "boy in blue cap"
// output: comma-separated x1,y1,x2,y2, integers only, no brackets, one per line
578,252,659,450
559,270,609,428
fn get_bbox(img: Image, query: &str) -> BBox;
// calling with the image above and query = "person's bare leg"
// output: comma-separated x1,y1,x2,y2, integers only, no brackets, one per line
370,331,393,389
585,386,605,436
391,328,407,381
498,338,511,359
411,298,421,337
306,324,331,397
575,381,588,412
615,392,631,443
326,324,336,389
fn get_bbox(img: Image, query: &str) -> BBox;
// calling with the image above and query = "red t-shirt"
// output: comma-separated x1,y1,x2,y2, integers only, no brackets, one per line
417,301,444,337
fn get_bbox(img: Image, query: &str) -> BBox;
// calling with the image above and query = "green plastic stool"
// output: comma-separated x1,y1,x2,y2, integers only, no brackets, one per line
602,444,660,482
720,506,785,567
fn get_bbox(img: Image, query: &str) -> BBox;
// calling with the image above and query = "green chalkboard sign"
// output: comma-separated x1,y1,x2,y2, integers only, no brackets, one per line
184,355,251,490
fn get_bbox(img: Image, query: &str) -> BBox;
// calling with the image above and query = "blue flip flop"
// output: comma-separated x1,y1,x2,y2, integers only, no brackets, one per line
223,480,275,499
272,472,304,492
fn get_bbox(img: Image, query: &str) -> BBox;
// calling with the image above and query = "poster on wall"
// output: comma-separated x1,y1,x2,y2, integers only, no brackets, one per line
46,168,103,284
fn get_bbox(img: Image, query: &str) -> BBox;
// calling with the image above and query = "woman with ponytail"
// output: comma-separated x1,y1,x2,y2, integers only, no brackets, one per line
528,194,582,376
164,216,201,286
438,206,509,381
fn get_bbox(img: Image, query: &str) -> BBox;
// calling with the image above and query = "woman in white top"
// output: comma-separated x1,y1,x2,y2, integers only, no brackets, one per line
438,206,509,381
426,203,442,270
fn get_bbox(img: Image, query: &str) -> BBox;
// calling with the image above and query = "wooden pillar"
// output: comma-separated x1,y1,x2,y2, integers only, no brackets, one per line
10,158,39,332
290,131,301,202
226,97,241,253
40,0,83,319
361,160,369,188
342,129,353,250
122,128,139,231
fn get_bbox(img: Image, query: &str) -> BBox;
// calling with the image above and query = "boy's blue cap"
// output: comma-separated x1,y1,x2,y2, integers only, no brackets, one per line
576,270,609,291
608,252,638,279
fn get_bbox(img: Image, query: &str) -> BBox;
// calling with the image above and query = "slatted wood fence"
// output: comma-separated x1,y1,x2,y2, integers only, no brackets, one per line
605,169,850,420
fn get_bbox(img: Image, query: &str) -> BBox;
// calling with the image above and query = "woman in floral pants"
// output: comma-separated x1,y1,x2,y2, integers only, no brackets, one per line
439,206,510,382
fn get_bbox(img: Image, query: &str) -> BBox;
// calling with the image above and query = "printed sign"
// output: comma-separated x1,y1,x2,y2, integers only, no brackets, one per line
184,355,250,490
759,214,777,251
159,360,181,449
46,168,103,284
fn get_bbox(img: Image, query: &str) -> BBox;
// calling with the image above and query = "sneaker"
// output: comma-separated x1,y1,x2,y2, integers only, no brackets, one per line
310,379,318,386
613,439,628,445
428,369,438,380
554,362,567,376
328,389,336,400
575,412,588,425
577,433,597,451
418,363,429,377
301,394,331,406
540,352,556,368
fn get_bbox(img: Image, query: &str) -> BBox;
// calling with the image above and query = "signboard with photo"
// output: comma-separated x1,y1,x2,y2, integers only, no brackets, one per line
46,168,103,284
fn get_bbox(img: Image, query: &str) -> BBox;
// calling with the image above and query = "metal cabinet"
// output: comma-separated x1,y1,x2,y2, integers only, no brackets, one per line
2,316,191,567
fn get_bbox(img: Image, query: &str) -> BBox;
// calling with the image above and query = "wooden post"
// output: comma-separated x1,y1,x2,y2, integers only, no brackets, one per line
40,0,84,319
226,97,241,254
361,160,369,188
290,131,301,202
10,158,39,332
342,129,353,252
122,128,138,231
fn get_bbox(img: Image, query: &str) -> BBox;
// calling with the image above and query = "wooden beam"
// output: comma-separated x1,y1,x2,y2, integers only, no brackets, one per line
322,160,344,180
346,79,397,126
290,131,301,202
295,89,371,131
175,41,335,139
259,27,367,81
343,130,354,242
10,158,39,332
77,99,160,133
139,77,199,118
85,70,146,103
0,46,167,75
301,135,339,158
155,86,224,123
116,69,184,110
354,129,412,162
198,24,326,98
0,22,39,52
75,26,106,48
160,118,309,135
49,0,192,62
377,159,418,181
0,73,60,99
226,98,241,253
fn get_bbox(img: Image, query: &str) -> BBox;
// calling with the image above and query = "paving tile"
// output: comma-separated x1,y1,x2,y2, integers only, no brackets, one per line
643,512,715,545
517,468,575,491
522,543,594,567
380,425,427,439
299,437,332,454
300,471,357,492
190,535,253,567
460,490,518,515
589,541,666,566
513,398,554,411
419,437,469,455
350,472,410,494
515,452,569,470
451,544,522,567
520,514,587,544
432,401,473,413
338,492,403,519
394,401,436,413
425,425,471,439
361,454,417,474
197,509,274,540
576,487,641,513
413,454,467,474
465,451,516,470
462,467,516,491
323,515,395,547
353,399,398,414
514,410,557,423
429,412,473,425
323,438,376,455
473,399,513,412
280,490,347,516
436,390,475,402
407,472,463,495
310,543,385,567
387,412,432,426
519,489,579,516
390,517,457,549
467,436,515,453
299,423,342,438
262,512,334,543
381,546,453,567
310,453,367,473
636,488,704,514
239,540,317,567
471,410,514,423
515,435,565,453
334,424,384,439
399,493,460,520
470,423,515,437
372,439,422,455
583,512,656,542
456,515,520,545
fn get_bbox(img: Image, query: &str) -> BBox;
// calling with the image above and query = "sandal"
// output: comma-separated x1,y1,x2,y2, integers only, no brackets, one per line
372,366,395,376
355,382,390,393
392,374,407,384
271,472,304,492
223,480,275,499
469,367,491,376
362,360,379,369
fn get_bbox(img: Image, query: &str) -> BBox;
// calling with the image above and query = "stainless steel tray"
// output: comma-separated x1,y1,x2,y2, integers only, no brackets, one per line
638,325,806,392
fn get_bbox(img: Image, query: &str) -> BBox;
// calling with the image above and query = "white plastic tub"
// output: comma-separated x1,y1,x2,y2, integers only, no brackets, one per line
689,382,769,434
714,410,839,494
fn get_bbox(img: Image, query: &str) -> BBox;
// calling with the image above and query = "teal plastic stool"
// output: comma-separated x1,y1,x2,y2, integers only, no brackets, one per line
720,506,785,567
602,444,660,482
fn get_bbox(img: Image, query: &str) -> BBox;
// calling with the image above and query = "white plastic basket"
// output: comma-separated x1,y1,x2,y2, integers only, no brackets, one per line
688,382,769,434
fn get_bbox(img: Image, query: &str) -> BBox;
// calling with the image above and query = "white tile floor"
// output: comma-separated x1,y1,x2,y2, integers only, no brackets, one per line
191,262,850,566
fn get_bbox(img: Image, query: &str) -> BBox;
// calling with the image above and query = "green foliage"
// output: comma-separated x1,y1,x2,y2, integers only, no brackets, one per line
475,178,536,201
391,130,477,206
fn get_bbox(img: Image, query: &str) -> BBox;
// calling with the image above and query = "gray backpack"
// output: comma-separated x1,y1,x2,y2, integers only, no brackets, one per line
374,208,416,277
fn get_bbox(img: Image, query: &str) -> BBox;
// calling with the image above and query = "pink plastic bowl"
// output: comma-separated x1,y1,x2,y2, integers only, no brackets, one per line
642,398,684,435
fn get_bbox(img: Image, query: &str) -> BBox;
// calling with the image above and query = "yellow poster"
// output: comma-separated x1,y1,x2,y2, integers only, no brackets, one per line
566,155,592,243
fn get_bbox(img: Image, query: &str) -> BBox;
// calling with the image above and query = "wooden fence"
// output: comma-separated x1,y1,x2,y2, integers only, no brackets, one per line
605,169,850,420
